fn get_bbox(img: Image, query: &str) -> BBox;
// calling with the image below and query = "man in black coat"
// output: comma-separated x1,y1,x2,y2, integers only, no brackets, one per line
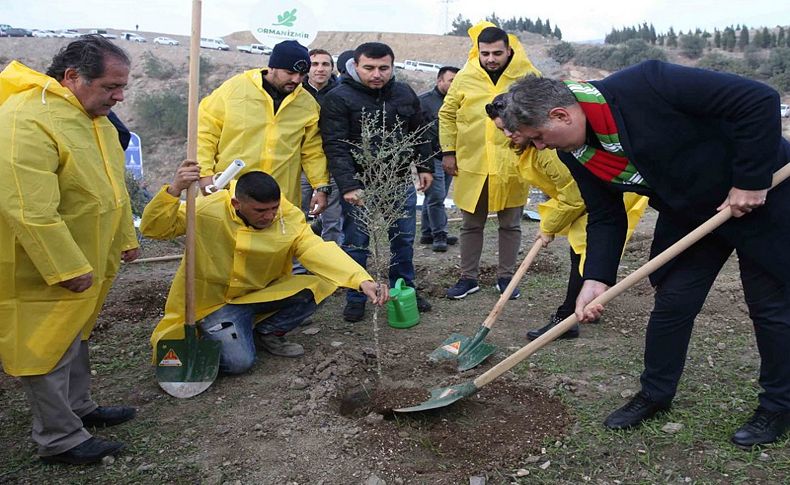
320,42,434,322
418,66,459,252
506,61,790,448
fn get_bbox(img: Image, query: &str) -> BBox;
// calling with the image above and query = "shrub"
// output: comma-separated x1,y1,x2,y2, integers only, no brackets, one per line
575,39,666,70
679,35,706,59
548,42,575,64
697,53,755,77
141,51,177,80
134,88,188,138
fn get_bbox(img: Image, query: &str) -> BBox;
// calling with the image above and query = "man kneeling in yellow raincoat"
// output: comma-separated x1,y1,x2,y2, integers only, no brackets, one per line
141,162,387,374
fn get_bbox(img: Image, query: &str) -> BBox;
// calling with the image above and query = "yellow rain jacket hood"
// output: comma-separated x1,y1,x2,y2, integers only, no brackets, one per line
197,69,329,206
0,61,138,376
141,185,371,357
439,22,541,213
516,147,648,270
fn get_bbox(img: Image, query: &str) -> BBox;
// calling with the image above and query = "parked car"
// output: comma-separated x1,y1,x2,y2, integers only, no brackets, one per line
32,29,57,38
237,43,272,55
89,29,117,39
6,28,33,37
153,36,179,46
403,60,442,73
200,37,229,50
56,29,82,38
781,104,790,118
121,32,147,42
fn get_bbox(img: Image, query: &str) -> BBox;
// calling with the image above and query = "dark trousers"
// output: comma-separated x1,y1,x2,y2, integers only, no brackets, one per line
639,232,790,412
556,247,584,319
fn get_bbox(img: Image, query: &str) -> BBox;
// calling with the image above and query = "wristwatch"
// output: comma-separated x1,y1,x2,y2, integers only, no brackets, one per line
315,185,332,195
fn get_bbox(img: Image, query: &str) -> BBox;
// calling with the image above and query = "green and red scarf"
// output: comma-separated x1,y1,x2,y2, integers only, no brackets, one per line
563,80,648,187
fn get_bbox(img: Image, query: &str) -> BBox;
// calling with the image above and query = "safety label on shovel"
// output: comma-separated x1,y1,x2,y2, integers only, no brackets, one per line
159,349,183,367
441,341,462,355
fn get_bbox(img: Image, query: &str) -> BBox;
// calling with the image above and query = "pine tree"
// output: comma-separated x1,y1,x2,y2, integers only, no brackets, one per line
714,29,721,48
739,25,749,50
667,27,678,48
553,26,562,41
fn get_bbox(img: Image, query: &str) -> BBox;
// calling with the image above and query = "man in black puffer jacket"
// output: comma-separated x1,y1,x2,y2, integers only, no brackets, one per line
320,42,434,322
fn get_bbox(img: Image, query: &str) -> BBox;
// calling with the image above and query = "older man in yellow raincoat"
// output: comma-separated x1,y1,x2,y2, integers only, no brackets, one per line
197,40,331,215
142,162,386,375
0,36,139,464
440,23,540,301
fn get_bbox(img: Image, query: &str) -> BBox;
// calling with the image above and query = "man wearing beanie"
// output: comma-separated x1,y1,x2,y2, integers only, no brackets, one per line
197,39,331,215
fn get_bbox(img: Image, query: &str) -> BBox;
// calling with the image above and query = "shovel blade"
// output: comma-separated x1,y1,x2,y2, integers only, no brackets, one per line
156,325,221,398
428,333,469,362
394,381,478,413
457,342,497,372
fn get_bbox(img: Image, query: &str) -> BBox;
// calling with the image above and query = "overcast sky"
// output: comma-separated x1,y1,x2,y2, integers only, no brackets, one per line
2,0,787,42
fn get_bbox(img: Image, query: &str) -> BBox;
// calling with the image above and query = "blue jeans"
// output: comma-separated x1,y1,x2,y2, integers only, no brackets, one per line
420,159,450,237
198,290,316,374
341,184,417,303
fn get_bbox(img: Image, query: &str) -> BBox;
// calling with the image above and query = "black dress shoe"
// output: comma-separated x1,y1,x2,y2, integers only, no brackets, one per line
604,392,671,430
416,294,432,313
527,314,579,341
81,406,136,428
731,408,790,448
41,437,124,465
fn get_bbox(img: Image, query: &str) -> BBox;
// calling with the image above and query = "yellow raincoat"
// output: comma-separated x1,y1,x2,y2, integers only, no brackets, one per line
141,186,372,356
197,69,329,206
517,147,648,270
439,22,541,213
0,61,138,376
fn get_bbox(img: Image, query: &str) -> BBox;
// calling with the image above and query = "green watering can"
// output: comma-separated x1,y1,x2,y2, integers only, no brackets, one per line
387,278,420,328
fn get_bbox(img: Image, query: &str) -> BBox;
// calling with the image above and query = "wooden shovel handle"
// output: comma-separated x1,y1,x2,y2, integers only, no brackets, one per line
482,238,543,329
184,0,202,327
473,163,790,389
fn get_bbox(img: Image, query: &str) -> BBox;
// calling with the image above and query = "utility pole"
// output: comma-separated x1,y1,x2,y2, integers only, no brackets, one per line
439,0,456,34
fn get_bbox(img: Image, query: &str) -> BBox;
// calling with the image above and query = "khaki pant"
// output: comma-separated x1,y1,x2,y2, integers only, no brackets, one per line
460,180,523,279
20,334,97,456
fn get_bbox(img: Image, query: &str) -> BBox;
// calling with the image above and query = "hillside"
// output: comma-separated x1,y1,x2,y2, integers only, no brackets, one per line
1,30,788,189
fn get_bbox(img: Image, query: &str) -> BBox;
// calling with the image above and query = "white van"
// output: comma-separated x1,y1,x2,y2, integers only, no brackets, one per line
403,60,442,73
781,103,790,118
200,37,229,51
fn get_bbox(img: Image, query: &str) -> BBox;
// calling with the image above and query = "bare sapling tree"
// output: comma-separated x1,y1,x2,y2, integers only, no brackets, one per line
344,107,433,375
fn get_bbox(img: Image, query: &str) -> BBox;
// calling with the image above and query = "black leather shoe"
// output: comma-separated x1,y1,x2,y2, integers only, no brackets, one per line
416,294,432,313
446,235,458,245
81,406,136,428
527,314,579,341
41,437,124,465
604,392,671,430
731,408,790,448
419,235,433,244
432,233,448,252
343,301,365,322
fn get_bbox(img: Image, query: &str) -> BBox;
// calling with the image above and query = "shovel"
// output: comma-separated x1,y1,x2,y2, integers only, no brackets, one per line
156,0,221,398
429,239,543,371
397,164,790,412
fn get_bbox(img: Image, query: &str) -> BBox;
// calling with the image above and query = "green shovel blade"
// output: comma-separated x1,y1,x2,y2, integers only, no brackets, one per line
457,342,497,372
394,381,479,412
428,333,470,362
156,325,221,398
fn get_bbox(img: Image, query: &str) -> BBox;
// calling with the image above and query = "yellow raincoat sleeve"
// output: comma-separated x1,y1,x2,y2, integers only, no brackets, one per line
139,186,186,239
287,204,372,290
438,81,462,153
532,150,586,235
0,116,91,285
197,88,226,178
299,115,330,188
